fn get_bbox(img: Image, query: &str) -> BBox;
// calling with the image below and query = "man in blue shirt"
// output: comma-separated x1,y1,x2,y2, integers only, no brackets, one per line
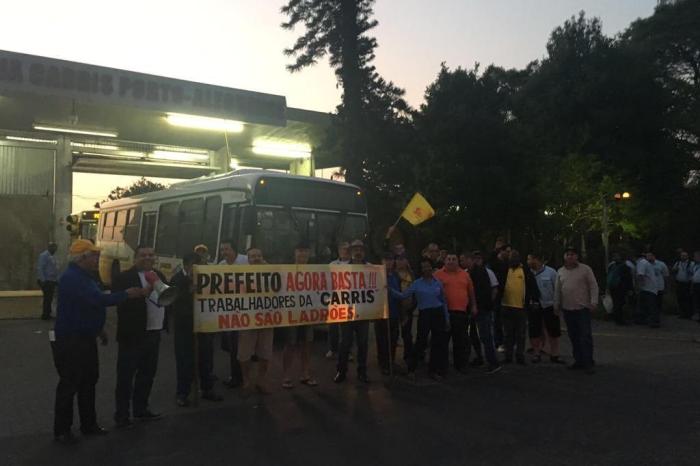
52,240,147,445
391,258,450,380
528,253,564,364
37,242,59,320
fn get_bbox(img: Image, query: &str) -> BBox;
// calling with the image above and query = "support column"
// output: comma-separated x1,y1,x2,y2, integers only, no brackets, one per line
54,136,73,257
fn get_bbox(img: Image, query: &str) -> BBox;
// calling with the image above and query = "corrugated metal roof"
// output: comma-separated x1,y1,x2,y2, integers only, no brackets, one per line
0,145,54,195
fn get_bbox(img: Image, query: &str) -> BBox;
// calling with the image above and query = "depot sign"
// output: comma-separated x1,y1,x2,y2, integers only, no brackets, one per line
192,264,388,333
0,50,286,126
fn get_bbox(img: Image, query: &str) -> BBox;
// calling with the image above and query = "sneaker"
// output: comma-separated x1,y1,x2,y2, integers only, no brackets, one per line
81,425,109,436
114,417,134,429
134,410,162,421
486,364,502,374
54,431,79,445
333,371,346,383
550,356,565,364
496,345,505,353
325,350,336,359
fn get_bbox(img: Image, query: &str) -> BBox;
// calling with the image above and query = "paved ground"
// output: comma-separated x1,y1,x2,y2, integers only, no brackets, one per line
1,313,700,466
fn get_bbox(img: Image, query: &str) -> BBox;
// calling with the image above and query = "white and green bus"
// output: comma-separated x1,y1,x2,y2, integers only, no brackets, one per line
95,170,368,284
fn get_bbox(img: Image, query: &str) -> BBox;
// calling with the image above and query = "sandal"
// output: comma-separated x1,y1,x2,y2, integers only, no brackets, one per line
299,377,318,387
282,379,294,389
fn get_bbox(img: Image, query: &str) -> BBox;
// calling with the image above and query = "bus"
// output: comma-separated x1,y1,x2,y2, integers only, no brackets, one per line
95,170,368,284
66,210,100,242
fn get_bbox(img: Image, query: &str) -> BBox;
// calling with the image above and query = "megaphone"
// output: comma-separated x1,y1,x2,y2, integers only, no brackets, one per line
144,271,178,306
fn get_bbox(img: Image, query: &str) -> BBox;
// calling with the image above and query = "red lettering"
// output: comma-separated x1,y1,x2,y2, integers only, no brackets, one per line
218,315,230,329
288,310,298,324
286,273,296,291
358,273,366,289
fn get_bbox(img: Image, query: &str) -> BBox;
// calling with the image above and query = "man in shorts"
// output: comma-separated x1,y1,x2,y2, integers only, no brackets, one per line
281,242,318,389
238,247,275,395
527,253,564,364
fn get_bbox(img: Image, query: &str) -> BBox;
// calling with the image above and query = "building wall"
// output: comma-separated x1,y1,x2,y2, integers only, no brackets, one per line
0,196,53,290
0,143,56,290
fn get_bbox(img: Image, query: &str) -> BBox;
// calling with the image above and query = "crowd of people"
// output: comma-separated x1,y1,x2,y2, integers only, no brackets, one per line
43,235,700,445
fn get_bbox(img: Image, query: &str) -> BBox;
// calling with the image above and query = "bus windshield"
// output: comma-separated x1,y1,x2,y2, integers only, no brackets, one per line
254,208,367,264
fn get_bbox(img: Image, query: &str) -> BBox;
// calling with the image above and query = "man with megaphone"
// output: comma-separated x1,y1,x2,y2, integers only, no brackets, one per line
112,245,169,429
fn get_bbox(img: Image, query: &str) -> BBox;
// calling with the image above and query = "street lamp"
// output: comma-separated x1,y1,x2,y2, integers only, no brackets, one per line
602,191,632,269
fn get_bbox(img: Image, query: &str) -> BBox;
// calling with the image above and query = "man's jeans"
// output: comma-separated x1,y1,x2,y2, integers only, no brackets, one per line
337,320,369,375
637,290,660,325
473,310,498,366
115,331,160,420
563,309,594,368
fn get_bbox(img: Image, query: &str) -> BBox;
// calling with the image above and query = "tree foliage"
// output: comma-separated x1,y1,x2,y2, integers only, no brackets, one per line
101,177,168,205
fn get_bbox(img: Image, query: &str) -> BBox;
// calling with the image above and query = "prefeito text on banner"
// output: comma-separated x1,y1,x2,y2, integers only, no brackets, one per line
192,264,388,333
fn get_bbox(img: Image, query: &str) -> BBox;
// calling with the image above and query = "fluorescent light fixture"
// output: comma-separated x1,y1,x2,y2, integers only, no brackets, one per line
229,158,239,170
251,141,312,159
6,136,57,144
155,145,208,155
33,123,118,138
76,151,145,159
165,113,244,133
70,142,120,151
150,150,209,162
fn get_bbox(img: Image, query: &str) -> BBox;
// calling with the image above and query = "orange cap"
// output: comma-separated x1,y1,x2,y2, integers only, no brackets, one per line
69,239,101,255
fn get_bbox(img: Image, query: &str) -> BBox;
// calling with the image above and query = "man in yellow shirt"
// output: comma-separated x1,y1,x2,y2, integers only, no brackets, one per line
501,250,539,364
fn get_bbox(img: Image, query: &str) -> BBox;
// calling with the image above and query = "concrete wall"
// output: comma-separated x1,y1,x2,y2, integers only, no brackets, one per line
0,195,53,290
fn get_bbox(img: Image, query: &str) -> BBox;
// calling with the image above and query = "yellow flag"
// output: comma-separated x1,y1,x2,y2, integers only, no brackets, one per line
401,193,435,226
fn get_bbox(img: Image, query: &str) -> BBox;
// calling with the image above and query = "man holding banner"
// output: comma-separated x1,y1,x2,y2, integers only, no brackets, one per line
334,239,372,384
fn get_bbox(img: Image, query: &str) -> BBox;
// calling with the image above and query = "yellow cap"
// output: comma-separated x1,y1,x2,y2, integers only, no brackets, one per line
69,239,101,255
193,244,209,252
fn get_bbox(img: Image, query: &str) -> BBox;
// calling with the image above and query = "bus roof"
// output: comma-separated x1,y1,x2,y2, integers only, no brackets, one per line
99,170,359,209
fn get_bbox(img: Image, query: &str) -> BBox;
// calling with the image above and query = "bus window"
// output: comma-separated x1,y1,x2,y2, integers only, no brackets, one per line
124,207,140,249
141,212,157,248
113,210,128,242
254,209,301,264
342,214,368,243
156,201,179,256
102,211,116,240
176,198,205,256
202,196,222,254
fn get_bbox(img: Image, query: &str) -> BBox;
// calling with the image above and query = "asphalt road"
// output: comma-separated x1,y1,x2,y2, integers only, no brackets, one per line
1,314,700,466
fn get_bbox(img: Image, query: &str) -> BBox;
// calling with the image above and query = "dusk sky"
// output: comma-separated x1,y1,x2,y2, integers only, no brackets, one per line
1,0,658,210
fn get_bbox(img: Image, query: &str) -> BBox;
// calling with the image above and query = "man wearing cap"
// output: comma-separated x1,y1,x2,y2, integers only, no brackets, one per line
113,245,169,427
218,239,248,388
283,242,318,388
554,247,599,373
37,241,59,320
335,239,372,383
52,240,148,444
194,244,211,264
169,252,222,407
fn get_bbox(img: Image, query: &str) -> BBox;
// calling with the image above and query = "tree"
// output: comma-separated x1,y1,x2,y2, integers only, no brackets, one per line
281,0,381,185
99,177,168,206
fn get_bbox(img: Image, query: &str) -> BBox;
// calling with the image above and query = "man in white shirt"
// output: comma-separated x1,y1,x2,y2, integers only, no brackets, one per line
672,250,694,319
113,246,167,427
219,239,248,389
635,251,660,327
648,252,669,323
327,242,350,358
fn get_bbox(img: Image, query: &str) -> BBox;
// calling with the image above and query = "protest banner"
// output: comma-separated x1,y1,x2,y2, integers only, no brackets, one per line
192,263,388,333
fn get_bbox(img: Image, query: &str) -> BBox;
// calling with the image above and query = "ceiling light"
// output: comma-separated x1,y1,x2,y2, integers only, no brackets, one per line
6,136,58,144
70,142,120,151
165,113,244,133
229,158,239,170
33,123,118,138
149,150,209,162
155,145,209,155
251,141,312,159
